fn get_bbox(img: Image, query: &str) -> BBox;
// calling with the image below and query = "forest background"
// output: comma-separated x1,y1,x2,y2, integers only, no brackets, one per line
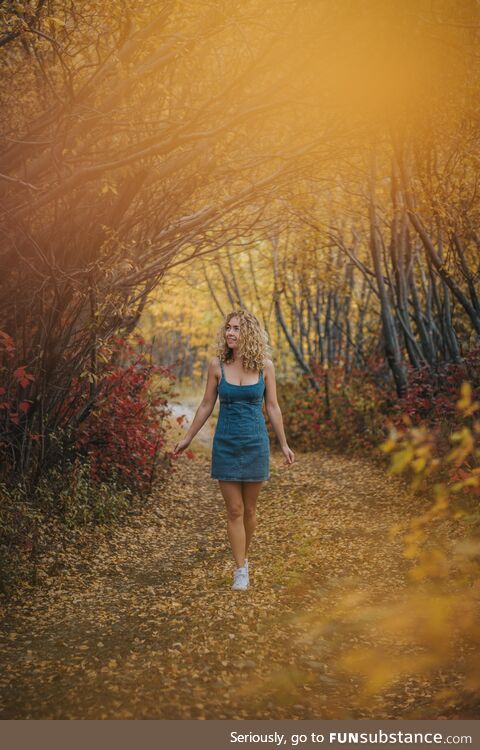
1,0,480,718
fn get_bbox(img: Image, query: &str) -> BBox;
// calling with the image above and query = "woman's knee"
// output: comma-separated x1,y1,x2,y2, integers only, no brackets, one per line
244,506,256,523
226,503,244,522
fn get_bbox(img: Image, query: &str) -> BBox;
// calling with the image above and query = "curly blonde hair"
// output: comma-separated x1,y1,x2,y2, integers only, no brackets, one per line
214,309,272,371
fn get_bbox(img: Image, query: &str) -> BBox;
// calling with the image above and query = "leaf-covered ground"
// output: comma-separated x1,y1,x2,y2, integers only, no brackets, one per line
0,445,469,719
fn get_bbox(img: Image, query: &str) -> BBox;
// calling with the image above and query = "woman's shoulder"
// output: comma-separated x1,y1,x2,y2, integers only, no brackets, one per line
209,356,223,373
261,359,274,381
207,357,222,385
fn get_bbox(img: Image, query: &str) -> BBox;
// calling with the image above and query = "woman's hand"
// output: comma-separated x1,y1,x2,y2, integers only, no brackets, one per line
172,437,191,457
282,444,295,465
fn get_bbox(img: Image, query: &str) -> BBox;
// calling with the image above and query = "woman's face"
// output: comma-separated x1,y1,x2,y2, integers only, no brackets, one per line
225,316,241,350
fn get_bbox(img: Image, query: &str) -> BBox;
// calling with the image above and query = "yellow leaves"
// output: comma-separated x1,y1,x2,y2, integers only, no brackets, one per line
100,181,119,196
451,475,479,493
45,16,66,26
408,548,449,582
464,663,480,692
450,425,473,444
339,648,436,697
452,538,480,564
335,587,467,704
457,381,472,411
353,382,480,711
433,482,448,502
382,382,480,587
383,423,438,487
338,648,393,695
448,426,475,466
380,436,396,453
402,544,419,560
79,370,98,384
239,665,314,705
390,444,414,474
387,521,405,540
411,456,426,473
100,662,116,674
456,382,479,417
3,447,479,720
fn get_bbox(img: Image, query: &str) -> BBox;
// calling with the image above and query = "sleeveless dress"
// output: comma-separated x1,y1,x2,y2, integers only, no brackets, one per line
211,360,270,482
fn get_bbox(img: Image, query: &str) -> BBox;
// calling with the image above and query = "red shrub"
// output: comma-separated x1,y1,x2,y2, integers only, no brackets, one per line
66,336,176,491
278,349,480,455
276,355,394,453
0,330,36,439
390,348,480,432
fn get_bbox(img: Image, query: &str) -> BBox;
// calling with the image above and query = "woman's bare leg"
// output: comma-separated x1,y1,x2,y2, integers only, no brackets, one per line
242,481,264,556
218,480,246,568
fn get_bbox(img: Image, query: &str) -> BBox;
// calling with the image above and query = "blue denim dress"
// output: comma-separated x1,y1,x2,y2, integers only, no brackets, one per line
211,361,270,482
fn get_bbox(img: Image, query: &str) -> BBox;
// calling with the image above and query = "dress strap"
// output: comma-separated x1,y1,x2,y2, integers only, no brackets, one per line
220,360,224,379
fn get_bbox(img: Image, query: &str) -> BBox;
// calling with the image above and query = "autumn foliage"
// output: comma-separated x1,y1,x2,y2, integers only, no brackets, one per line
0,333,177,594
67,336,175,492
0,332,175,490
277,349,480,457
389,348,480,434
302,381,480,714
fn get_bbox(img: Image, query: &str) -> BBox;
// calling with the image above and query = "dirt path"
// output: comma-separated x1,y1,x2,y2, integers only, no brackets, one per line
0,444,465,719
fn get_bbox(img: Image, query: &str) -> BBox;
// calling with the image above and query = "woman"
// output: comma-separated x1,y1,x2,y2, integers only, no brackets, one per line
173,309,295,591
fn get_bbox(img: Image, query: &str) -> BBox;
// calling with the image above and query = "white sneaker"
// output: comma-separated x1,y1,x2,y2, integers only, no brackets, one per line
232,565,249,591
244,558,250,585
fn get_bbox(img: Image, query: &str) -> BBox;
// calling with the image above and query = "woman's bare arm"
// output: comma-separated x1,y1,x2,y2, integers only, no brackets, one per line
181,358,219,444
264,359,290,450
